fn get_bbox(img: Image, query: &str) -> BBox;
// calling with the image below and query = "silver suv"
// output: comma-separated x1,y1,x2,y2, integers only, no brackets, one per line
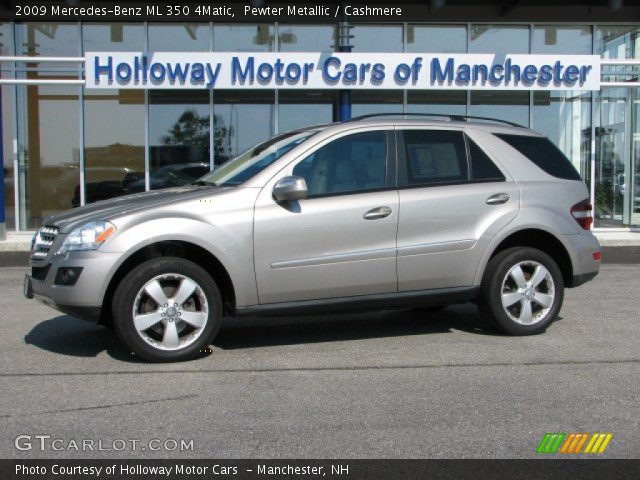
24,114,601,362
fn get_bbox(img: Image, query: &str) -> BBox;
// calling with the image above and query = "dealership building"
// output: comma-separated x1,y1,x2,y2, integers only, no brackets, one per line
1,2,640,235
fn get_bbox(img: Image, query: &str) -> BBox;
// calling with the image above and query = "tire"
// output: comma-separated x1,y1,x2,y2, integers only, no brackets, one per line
112,257,223,362
478,247,564,335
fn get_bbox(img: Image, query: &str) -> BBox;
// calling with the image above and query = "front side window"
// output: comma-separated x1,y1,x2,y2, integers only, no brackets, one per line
292,131,387,197
399,130,468,187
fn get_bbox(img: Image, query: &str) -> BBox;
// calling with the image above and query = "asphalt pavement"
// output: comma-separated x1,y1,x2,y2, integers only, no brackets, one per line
0,263,638,459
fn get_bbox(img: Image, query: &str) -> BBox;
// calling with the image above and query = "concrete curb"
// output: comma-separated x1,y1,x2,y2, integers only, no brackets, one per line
0,233,32,252
593,231,640,247
0,242,31,252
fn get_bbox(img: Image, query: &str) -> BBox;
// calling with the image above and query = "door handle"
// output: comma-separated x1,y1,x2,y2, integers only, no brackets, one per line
363,206,392,220
486,193,510,205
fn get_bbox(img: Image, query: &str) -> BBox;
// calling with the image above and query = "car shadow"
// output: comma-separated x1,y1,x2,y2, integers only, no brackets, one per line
24,315,144,362
25,304,501,359
212,303,498,350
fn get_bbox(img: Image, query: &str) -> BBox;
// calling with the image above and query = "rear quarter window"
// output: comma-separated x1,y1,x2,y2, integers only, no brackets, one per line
495,133,581,181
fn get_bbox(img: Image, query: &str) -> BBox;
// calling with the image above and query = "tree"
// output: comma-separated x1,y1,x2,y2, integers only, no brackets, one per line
160,109,231,164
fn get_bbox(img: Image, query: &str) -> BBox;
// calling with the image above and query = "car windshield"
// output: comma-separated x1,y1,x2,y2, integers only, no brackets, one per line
196,130,318,187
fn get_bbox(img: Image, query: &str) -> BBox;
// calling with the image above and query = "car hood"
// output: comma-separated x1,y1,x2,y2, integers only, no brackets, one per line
45,186,228,233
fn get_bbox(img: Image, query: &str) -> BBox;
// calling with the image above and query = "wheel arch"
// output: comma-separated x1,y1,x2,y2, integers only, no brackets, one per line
477,228,575,288
100,240,236,326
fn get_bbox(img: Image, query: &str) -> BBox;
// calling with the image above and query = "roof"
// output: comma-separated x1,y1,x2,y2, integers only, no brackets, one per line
311,115,541,136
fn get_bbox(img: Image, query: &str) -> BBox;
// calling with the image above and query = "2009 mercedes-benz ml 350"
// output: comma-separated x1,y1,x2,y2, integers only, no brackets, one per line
25,114,601,362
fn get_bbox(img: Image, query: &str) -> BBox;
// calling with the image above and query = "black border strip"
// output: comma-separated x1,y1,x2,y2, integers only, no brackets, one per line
2,459,640,480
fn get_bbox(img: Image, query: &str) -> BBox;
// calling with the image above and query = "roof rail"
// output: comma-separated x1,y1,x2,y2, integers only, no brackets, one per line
344,112,525,128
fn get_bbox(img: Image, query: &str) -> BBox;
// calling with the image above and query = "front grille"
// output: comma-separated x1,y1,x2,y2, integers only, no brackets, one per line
31,226,60,261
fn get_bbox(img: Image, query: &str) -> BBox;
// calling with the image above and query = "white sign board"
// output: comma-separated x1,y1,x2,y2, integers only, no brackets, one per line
85,52,601,91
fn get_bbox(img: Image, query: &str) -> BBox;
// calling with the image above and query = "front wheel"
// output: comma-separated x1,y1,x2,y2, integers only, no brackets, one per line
112,257,223,362
478,247,564,335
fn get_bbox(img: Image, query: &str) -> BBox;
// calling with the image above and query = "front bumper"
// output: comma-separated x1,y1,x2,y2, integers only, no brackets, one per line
25,250,122,324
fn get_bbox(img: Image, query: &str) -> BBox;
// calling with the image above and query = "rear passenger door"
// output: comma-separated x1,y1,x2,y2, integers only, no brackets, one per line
396,128,520,291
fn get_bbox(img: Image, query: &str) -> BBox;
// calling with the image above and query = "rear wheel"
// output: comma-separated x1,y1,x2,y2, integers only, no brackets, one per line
479,247,564,335
112,257,222,362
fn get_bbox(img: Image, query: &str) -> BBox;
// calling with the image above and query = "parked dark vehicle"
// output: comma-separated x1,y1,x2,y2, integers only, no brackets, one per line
123,163,210,194
70,167,138,208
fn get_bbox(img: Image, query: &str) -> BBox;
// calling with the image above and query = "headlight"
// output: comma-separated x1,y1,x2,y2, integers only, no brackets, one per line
57,221,116,254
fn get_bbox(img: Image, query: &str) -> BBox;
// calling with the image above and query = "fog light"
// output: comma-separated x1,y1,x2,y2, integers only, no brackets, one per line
55,267,83,286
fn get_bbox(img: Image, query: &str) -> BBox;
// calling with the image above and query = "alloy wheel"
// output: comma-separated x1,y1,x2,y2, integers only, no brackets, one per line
500,260,555,326
131,273,209,350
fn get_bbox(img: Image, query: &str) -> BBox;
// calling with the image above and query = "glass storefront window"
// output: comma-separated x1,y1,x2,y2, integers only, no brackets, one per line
594,87,639,227
351,90,403,117
596,26,640,84
533,91,591,178
81,23,145,204
16,84,79,229
407,91,467,116
351,25,403,52
148,23,210,51
214,24,275,52
596,26,640,59
82,23,145,52
595,88,625,227
5,21,640,229
595,26,640,227
632,89,640,226
1,84,13,231
83,90,145,204
469,25,530,54
469,91,530,127
278,25,334,52
17,23,79,57
532,26,592,183
15,23,80,76
213,90,275,164
279,91,335,132
406,25,467,53
149,91,210,192
469,27,530,127
1,23,14,230
533,25,591,55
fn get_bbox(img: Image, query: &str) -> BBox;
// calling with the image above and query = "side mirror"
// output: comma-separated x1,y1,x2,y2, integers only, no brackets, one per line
273,176,308,202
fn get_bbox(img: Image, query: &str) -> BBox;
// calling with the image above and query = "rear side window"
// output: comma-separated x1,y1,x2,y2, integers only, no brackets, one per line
400,130,468,187
467,138,505,182
495,133,581,180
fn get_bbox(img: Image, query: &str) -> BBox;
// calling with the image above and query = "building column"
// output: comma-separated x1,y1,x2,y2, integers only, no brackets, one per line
0,86,5,240
336,20,353,121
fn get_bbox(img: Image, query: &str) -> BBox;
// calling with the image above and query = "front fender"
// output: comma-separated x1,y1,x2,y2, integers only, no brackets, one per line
100,216,258,307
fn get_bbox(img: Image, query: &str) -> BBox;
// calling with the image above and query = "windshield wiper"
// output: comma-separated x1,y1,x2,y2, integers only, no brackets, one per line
192,180,217,187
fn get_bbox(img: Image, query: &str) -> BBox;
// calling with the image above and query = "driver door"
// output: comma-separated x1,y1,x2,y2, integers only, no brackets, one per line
253,129,399,304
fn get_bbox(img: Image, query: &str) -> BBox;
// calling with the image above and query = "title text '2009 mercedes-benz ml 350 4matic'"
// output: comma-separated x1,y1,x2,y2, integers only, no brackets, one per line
24,114,601,362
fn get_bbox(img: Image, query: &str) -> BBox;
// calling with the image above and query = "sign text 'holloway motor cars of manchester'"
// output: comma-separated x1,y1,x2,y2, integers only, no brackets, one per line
85,52,601,90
